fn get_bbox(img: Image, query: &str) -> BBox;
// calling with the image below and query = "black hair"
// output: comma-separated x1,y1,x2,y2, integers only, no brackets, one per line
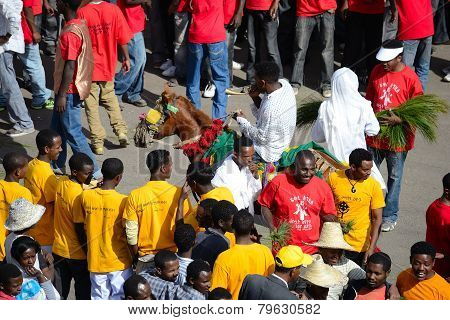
410,241,436,260
187,260,211,281
254,61,279,83
2,152,28,174
0,263,22,284
232,209,254,236
211,200,237,227
293,150,315,168
382,39,404,49
36,129,60,155
154,250,178,269
186,162,214,186
198,198,218,213
274,265,297,273
11,236,41,262
367,252,392,272
101,158,124,180
233,134,254,153
443,173,450,190
208,287,232,300
68,152,94,172
63,0,83,11
349,148,373,167
146,150,170,174
174,223,196,254
123,274,148,299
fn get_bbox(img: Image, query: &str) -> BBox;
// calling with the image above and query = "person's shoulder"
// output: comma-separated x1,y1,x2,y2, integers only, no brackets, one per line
430,272,450,287
397,268,414,284
311,175,331,190
401,65,421,80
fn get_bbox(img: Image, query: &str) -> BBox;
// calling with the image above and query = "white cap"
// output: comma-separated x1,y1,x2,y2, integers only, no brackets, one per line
376,46,404,62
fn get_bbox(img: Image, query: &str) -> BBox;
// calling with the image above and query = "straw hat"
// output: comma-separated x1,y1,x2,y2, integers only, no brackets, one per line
300,256,348,289
275,245,313,268
4,198,45,232
306,222,355,251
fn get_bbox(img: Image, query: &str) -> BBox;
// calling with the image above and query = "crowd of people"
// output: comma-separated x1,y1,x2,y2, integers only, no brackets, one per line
0,0,449,301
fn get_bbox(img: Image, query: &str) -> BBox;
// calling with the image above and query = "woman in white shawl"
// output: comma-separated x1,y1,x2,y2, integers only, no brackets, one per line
311,68,386,190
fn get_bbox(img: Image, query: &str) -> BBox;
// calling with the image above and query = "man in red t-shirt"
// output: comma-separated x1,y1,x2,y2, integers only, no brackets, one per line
425,173,450,280
77,0,132,155
290,0,337,98
114,0,150,108
258,150,337,254
395,0,434,91
366,40,423,232
341,0,396,77
245,0,283,85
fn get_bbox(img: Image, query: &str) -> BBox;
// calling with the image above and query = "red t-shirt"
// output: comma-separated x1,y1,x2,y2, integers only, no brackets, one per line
77,1,132,82
296,0,337,17
355,284,386,300
348,0,384,15
224,0,239,25
22,0,34,45
426,199,450,278
32,0,42,15
58,20,84,95
258,174,337,254
396,0,434,40
116,0,146,35
365,64,423,152
177,0,188,12
246,0,273,11
189,0,226,44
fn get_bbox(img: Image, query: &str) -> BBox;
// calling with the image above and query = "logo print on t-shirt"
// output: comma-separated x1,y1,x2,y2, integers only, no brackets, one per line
293,203,309,221
337,201,350,218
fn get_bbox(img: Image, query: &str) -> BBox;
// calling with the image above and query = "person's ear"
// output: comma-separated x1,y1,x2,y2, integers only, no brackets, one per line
218,219,225,229
115,174,123,184
386,271,390,278
188,277,194,286
44,146,50,154
155,267,162,276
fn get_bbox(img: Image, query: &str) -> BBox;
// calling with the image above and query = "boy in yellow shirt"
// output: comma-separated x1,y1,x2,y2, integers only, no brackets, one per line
52,153,94,300
78,158,132,300
24,129,62,252
0,152,33,261
124,150,192,273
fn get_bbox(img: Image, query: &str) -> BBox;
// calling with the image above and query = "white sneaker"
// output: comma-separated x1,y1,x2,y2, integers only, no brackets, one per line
322,89,332,98
162,65,176,77
442,66,450,74
203,82,216,98
5,127,35,138
232,61,243,70
159,59,173,71
443,73,450,82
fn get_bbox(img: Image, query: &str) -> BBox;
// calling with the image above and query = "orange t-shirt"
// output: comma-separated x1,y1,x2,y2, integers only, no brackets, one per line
396,268,450,300
355,285,386,300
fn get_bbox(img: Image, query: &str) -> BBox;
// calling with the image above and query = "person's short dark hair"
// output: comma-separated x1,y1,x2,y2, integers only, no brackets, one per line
146,150,170,174
69,152,94,172
410,241,436,260
154,250,178,269
101,158,124,180
198,198,218,213
11,236,41,262
232,209,254,236
174,223,196,254
36,129,60,155
295,150,315,164
254,61,279,83
186,260,211,282
2,152,28,174
0,263,22,284
349,148,373,167
187,162,214,185
123,274,148,299
274,265,296,273
211,200,237,226
367,252,392,272
382,39,403,49
233,134,254,153
208,287,232,300
443,173,450,190
64,0,82,11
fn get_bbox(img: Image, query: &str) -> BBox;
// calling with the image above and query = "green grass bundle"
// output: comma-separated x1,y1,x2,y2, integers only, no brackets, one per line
270,220,292,247
377,94,449,149
341,220,356,235
296,100,322,128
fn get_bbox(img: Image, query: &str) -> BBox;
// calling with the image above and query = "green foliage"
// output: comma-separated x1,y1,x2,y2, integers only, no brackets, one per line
341,220,356,235
296,100,322,128
269,220,292,247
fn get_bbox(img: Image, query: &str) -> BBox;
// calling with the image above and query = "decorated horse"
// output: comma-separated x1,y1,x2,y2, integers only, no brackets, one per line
134,85,347,182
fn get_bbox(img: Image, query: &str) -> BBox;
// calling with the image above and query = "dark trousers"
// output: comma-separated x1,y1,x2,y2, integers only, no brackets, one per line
53,253,91,300
150,0,174,62
343,12,384,77
345,250,366,267
246,9,283,83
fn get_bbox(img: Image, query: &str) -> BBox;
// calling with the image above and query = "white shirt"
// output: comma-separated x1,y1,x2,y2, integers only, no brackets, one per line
212,155,262,214
237,79,297,163
0,0,24,54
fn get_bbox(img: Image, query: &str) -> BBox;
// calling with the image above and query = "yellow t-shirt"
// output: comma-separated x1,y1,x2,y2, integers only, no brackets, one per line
396,268,450,300
124,181,192,256
52,176,86,260
79,188,132,273
0,180,33,261
24,158,58,246
327,170,385,252
211,243,275,300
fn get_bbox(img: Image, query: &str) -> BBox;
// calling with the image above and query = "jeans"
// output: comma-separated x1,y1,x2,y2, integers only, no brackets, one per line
0,52,34,130
115,32,146,103
150,0,174,62
432,0,449,44
0,44,52,107
382,5,398,41
225,27,237,86
369,147,408,224
402,37,432,91
246,10,283,83
50,94,100,177
186,41,229,119
53,253,91,300
173,11,190,79
291,12,334,90
343,12,383,76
